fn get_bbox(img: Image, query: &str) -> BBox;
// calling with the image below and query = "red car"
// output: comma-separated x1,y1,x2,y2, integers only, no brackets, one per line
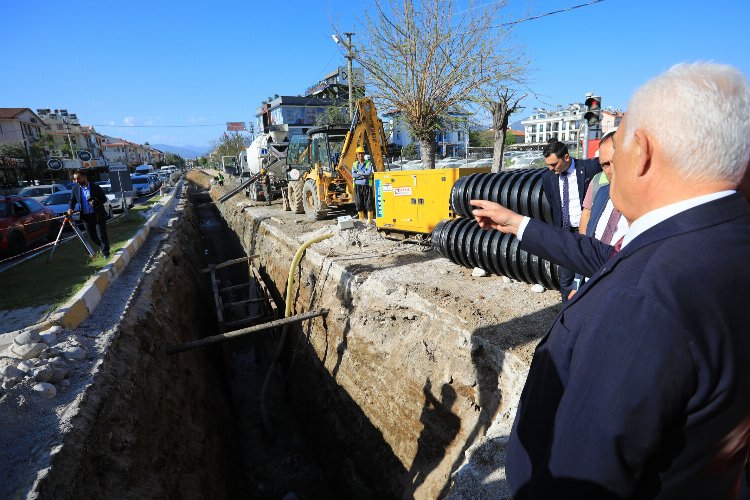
0,195,60,255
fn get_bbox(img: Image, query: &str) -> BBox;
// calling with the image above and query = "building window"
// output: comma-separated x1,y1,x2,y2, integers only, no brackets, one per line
457,131,463,141
57,124,64,130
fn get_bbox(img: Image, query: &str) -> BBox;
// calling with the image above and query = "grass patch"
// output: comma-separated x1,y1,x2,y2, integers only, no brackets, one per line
0,196,164,311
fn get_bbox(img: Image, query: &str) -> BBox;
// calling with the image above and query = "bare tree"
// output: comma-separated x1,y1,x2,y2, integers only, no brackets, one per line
482,87,526,172
343,0,523,169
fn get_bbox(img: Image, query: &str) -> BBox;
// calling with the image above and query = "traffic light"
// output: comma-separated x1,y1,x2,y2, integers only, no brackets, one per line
584,95,602,127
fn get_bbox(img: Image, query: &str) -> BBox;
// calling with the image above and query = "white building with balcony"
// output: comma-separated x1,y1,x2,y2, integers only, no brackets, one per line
521,103,585,145
0,108,45,147
385,109,471,157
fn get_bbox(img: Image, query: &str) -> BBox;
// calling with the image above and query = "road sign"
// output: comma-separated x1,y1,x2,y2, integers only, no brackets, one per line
47,158,63,170
108,163,128,172
77,150,93,162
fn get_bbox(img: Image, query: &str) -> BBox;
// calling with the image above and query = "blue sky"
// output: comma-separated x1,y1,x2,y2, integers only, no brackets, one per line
2,0,748,149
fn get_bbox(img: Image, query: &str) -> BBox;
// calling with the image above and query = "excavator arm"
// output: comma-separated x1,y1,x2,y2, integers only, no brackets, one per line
336,98,388,186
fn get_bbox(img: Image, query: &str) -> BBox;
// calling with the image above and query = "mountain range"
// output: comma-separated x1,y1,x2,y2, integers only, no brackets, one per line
151,144,210,159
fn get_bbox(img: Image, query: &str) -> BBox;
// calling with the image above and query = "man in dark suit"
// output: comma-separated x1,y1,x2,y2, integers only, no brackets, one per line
541,139,601,301
68,169,110,258
471,62,750,499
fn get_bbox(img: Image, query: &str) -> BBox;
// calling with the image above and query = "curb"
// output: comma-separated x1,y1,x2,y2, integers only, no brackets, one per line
35,181,184,333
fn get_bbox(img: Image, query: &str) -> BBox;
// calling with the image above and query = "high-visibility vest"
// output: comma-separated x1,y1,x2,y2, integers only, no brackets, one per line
352,160,373,186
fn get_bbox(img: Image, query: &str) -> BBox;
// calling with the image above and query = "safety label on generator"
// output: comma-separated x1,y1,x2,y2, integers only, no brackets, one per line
382,183,392,192
394,187,412,196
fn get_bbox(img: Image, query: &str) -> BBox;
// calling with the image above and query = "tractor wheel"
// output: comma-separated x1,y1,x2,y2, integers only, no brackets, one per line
289,180,305,214
302,179,329,221
9,231,25,256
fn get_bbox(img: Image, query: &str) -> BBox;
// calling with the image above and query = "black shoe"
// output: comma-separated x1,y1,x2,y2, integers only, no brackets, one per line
103,250,110,258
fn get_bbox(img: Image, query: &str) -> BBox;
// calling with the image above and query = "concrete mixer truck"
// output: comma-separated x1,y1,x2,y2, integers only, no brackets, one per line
239,128,289,203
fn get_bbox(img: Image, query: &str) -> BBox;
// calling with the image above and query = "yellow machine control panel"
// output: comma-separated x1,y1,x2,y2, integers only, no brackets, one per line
374,167,489,234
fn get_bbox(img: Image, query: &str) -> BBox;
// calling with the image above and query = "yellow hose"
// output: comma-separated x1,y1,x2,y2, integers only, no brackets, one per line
260,232,333,434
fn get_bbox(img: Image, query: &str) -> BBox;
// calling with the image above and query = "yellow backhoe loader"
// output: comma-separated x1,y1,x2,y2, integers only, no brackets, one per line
284,97,388,220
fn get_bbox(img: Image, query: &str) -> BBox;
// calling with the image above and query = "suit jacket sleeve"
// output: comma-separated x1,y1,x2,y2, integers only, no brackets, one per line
520,218,612,277
90,183,107,205
527,287,696,497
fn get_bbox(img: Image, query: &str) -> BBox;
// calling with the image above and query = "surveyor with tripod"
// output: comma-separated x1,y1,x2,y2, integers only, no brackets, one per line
68,169,110,258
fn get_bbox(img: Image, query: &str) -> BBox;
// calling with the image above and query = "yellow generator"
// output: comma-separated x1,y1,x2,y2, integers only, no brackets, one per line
374,167,489,235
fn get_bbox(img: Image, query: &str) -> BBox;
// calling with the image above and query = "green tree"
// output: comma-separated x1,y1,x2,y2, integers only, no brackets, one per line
401,142,419,160
209,132,251,165
315,106,350,127
469,130,494,148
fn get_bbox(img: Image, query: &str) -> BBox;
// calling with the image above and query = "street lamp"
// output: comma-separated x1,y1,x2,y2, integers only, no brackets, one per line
332,32,356,119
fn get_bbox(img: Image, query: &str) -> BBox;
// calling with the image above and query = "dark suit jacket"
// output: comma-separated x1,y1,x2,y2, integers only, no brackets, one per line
508,192,750,499
542,158,602,228
69,182,108,221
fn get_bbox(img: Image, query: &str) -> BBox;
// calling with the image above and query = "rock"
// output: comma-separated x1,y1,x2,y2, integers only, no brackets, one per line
385,288,397,295
354,275,366,284
472,267,489,277
17,360,35,373
11,343,48,360
39,347,62,359
501,276,512,284
1,366,24,380
530,284,546,293
32,366,54,382
32,382,56,399
59,379,71,387
63,346,86,361
14,330,40,346
39,326,62,344
2,378,20,390
49,367,68,383
41,325,63,337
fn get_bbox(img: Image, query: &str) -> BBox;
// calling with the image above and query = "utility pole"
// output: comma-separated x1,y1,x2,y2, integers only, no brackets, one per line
62,119,76,161
344,32,355,119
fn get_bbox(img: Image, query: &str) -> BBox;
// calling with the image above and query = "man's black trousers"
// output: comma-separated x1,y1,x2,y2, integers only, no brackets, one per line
80,212,110,255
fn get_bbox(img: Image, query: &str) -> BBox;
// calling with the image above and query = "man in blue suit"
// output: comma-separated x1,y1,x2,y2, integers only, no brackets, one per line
541,140,601,301
471,63,750,499
67,169,110,258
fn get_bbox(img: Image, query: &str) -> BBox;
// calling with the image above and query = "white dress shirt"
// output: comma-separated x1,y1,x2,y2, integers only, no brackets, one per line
558,159,582,228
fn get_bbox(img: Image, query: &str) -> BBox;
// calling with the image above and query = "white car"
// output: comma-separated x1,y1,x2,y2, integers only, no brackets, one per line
97,183,127,212
41,191,112,221
19,183,70,202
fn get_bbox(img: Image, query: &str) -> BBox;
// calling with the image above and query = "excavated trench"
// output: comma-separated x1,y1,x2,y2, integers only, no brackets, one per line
36,172,562,500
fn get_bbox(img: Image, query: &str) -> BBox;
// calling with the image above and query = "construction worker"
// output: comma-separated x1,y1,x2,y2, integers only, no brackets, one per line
352,146,375,223
260,168,271,206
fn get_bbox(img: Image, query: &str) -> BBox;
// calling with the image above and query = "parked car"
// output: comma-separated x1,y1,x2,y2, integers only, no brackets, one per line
18,183,70,202
147,172,162,190
96,184,126,212
130,175,153,196
41,191,112,221
0,195,60,255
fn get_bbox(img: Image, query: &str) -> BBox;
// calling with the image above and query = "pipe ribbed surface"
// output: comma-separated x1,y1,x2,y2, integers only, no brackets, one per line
432,218,560,289
450,169,552,222
434,169,560,289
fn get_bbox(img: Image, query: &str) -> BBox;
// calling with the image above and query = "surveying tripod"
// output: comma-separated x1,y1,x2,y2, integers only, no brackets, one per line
47,214,97,263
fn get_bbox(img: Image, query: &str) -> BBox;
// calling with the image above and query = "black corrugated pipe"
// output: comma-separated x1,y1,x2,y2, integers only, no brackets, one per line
450,169,552,222
432,218,560,289
431,169,560,289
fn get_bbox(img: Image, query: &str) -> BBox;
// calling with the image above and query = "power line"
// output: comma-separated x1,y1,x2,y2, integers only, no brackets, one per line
501,0,606,27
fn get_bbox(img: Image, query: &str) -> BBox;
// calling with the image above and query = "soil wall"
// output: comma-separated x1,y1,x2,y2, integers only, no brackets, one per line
190,171,560,499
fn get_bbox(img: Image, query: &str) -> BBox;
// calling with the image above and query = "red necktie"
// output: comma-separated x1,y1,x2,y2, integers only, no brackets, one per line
610,235,625,257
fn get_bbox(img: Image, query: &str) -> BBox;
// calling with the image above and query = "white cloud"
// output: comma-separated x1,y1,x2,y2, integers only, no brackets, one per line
188,116,207,124
123,116,135,126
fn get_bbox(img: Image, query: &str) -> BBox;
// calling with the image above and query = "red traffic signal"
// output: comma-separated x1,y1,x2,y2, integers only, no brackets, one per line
584,95,602,127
